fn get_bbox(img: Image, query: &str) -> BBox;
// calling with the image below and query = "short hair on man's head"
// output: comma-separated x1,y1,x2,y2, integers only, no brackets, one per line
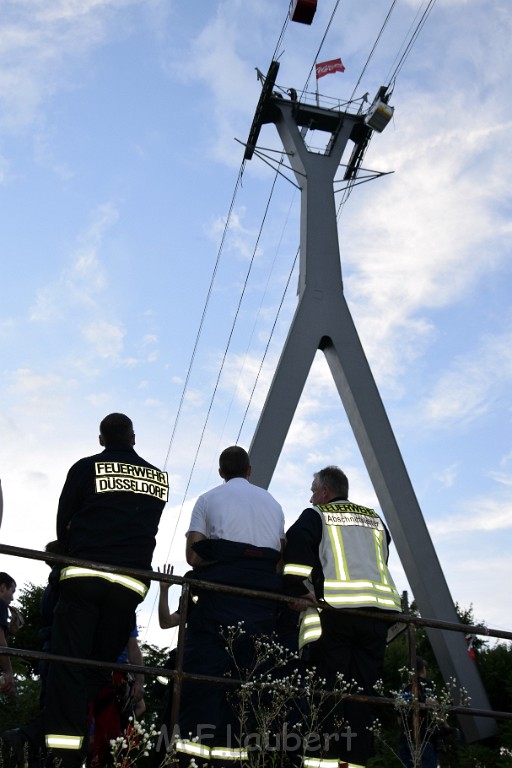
314,466,349,499
0,572,16,590
99,413,134,446
219,446,250,480
45,540,62,555
44,540,63,568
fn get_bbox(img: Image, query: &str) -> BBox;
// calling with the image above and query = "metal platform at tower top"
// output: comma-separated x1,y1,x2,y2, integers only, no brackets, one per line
244,61,496,742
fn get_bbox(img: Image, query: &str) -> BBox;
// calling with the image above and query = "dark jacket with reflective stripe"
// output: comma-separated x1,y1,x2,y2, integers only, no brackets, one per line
57,444,168,573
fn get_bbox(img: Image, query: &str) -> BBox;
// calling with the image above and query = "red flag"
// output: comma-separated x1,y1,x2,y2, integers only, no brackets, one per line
315,58,345,79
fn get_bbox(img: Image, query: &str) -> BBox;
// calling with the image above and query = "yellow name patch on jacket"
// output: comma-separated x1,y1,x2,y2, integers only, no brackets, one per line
94,462,169,501
319,502,382,530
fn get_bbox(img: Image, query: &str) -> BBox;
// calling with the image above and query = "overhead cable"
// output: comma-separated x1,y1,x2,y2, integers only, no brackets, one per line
162,3,293,478
236,245,299,444
161,165,244,472
349,0,398,103
157,171,284,610
303,0,344,95
386,0,438,87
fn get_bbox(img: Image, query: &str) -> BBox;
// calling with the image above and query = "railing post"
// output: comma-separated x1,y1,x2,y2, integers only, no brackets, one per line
407,620,422,767
169,581,190,738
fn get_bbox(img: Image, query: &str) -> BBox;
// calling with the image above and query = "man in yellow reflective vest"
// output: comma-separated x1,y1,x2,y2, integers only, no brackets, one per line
283,466,401,768
44,413,168,768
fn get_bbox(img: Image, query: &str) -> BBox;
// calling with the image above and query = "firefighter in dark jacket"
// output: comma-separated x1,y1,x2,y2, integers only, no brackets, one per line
44,413,168,768
283,466,401,768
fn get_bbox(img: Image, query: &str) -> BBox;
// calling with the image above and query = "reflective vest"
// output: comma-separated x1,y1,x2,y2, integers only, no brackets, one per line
316,501,401,611
285,501,401,647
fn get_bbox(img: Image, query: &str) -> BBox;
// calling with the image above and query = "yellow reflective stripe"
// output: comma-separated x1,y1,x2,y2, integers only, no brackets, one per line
301,627,322,643
304,760,364,768
373,528,390,585
175,740,210,758
283,563,312,578
302,613,321,626
211,747,249,760
45,735,83,750
324,594,402,609
327,525,347,581
324,578,394,590
299,607,322,649
174,741,248,761
323,578,401,608
60,567,148,597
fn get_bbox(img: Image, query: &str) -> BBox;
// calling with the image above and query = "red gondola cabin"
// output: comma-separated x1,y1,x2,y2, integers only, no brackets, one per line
289,0,317,25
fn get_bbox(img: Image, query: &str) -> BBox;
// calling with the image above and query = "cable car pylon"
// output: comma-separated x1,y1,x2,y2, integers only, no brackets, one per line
245,61,496,742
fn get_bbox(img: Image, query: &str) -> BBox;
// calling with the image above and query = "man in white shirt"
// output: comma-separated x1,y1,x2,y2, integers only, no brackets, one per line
186,446,284,565
175,446,284,766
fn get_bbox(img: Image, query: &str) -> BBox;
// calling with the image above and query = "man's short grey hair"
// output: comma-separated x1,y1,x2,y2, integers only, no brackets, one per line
314,466,349,499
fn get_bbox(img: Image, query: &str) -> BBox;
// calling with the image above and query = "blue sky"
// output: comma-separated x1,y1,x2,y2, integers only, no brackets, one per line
0,0,511,651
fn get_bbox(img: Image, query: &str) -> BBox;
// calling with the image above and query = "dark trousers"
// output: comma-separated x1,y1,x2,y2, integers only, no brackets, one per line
44,578,141,767
306,609,388,765
176,592,278,767
179,599,277,740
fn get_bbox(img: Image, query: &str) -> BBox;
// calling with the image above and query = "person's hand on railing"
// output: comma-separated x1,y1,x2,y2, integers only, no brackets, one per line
289,591,319,612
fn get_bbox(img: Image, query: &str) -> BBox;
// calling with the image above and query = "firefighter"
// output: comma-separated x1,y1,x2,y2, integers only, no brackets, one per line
43,413,168,768
283,466,402,768
174,446,285,766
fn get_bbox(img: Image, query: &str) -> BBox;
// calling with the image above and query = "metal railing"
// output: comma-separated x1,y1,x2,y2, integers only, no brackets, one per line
1,542,511,741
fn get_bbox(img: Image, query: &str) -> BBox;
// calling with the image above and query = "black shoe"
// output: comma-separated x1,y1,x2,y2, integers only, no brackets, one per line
2,729,27,767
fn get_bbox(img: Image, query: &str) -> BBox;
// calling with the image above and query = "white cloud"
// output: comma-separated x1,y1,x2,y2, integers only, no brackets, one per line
342,92,512,388
86,392,111,407
208,207,263,262
430,492,512,536
0,0,172,146
490,453,512,486
82,320,125,359
0,318,15,336
167,3,278,166
29,202,118,322
0,154,10,184
8,368,67,394
418,326,512,427
433,463,460,489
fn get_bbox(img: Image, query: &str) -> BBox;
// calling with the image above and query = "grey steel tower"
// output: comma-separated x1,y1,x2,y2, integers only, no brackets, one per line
244,62,495,741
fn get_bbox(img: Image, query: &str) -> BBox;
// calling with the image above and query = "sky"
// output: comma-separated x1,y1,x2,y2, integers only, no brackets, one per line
0,0,511,656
